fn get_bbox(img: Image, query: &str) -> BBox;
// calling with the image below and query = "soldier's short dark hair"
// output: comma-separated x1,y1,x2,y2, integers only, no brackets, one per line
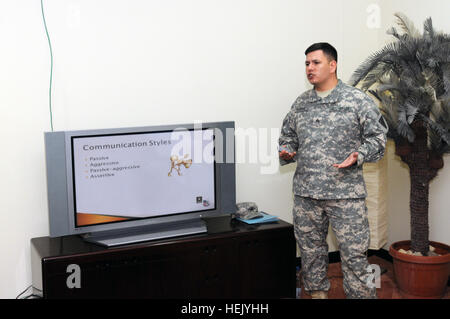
305,42,338,62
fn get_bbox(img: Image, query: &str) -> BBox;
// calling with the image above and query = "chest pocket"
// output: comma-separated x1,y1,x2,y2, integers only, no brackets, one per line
327,106,360,136
294,106,320,142
294,104,361,149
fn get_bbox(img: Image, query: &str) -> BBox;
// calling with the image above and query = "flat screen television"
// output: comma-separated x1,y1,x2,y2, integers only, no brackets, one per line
44,121,236,247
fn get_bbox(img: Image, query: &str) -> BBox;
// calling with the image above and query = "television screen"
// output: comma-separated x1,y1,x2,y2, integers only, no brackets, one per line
71,128,216,227
44,122,236,246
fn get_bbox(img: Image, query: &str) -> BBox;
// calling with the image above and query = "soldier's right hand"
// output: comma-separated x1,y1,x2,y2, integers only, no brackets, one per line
279,149,296,161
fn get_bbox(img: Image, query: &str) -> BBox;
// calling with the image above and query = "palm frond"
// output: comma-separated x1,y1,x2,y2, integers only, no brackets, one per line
418,113,450,145
368,89,381,102
386,27,401,40
405,98,420,124
429,129,450,154
438,64,450,99
351,13,450,154
378,93,400,140
423,17,434,41
397,105,416,142
349,42,400,87
394,12,421,38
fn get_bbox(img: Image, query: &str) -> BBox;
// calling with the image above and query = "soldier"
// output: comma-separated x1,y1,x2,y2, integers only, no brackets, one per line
279,42,387,299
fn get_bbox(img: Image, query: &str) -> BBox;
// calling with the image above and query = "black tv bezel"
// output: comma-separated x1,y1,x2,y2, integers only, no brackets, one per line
70,127,218,229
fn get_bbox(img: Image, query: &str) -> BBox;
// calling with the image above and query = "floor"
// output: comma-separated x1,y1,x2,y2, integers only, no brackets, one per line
297,255,450,299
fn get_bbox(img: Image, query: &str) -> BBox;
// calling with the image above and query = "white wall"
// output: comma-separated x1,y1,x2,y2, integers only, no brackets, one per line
0,0,54,299
0,0,448,298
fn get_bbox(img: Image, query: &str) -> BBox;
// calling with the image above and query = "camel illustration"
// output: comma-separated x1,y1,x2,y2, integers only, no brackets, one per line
168,154,192,176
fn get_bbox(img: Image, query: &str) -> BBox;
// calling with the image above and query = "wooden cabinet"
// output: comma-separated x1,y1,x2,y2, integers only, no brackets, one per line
31,218,296,299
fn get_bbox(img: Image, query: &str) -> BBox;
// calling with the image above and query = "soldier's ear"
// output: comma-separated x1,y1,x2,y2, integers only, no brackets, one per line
329,60,337,74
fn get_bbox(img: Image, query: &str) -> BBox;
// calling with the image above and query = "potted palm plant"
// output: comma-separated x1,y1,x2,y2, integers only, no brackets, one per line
350,13,450,298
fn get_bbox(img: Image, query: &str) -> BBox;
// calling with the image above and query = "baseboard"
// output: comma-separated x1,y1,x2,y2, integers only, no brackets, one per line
368,248,393,262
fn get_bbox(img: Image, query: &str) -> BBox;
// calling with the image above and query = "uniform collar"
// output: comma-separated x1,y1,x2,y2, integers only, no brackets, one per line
304,79,344,104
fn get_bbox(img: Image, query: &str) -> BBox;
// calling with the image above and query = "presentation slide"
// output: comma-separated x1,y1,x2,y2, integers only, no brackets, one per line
72,129,215,226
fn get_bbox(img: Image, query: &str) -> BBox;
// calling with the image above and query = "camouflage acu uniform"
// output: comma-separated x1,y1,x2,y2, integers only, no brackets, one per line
279,80,387,299
293,196,375,298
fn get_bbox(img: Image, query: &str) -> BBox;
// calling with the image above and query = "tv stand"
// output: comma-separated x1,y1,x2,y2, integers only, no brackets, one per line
81,218,207,247
31,217,296,299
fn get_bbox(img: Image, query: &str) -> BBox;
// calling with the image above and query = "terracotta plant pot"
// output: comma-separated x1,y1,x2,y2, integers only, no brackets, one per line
389,240,450,298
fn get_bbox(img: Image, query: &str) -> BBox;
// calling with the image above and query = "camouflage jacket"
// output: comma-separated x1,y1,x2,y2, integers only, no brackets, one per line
279,80,387,199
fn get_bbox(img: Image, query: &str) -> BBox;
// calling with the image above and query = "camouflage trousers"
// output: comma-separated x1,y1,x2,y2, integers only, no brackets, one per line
293,196,377,299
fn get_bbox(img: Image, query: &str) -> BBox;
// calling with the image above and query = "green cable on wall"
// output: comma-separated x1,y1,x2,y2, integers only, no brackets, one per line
40,0,54,131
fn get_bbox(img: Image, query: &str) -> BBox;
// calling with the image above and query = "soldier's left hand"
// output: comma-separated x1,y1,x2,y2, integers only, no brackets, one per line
333,152,358,168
